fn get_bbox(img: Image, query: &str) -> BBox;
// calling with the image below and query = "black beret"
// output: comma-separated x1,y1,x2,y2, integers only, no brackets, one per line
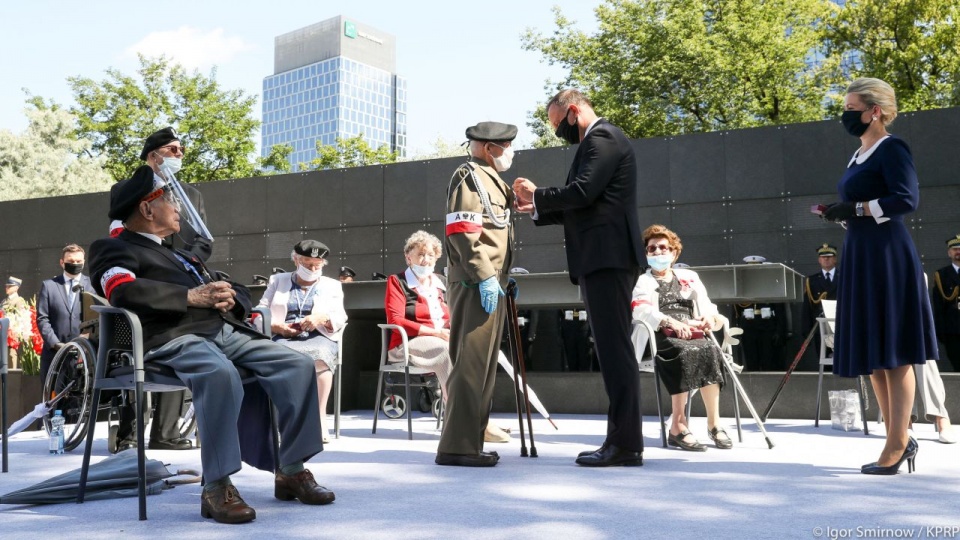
294,240,329,259
816,243,838,257
140,127,180,160
109,166,160,221
465,121,518,142
947,234,960,249
339,266,356,278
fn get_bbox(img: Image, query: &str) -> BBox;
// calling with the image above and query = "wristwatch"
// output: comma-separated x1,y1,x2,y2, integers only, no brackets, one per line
855,202,864,217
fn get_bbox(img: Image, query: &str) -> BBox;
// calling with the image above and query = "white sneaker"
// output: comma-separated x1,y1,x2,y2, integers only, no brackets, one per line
939,426,958,444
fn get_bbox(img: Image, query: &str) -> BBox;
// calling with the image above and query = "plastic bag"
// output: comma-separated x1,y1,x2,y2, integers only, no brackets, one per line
828,389,861,432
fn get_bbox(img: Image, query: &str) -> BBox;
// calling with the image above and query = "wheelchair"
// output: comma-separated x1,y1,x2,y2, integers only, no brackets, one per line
41,293,196,452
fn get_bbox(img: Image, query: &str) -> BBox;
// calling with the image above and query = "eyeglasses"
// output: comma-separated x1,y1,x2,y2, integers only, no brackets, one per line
645,244,672,254
157,144,185,156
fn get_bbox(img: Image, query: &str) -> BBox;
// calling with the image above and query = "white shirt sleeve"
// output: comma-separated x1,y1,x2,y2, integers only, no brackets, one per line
867,199,890,224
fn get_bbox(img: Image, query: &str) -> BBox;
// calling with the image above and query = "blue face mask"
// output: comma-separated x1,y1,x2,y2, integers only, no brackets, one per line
647,254,673,272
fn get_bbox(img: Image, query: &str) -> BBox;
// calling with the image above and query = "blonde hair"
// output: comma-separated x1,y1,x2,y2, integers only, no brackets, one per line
642,224,683,261
846,78,898,125
403,230,442,258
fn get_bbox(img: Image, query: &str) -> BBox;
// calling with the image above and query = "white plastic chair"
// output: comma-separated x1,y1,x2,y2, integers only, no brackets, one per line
371,324,442,440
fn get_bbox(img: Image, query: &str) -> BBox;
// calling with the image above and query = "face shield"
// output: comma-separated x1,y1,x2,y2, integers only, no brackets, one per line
157,163,214,242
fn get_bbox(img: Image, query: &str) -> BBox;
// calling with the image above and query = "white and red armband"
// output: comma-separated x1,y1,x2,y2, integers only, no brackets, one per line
101,267,136,299
445,211,482,236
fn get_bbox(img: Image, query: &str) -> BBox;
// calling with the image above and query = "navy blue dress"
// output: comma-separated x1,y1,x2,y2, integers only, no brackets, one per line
833,136,938,377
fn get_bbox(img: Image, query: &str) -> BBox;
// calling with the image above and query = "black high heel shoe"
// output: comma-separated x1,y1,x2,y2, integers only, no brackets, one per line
861,437,918,475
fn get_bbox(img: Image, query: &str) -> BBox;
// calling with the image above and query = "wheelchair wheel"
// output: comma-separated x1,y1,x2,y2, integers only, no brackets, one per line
43,338,96,452
432,397,442,420
381,394,406,419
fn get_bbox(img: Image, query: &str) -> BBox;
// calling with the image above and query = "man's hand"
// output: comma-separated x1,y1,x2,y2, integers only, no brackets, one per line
478,276,504,314
512,178,537,205
187,281,236,312
514,199,535,214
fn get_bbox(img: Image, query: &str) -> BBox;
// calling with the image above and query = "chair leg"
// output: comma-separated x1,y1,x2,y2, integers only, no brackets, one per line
857,375,870,436
653,364,667,448
136,381,147,521
334,367,341,439
404,367,413,441
78,387,103,504
269,400,280,471
815,365,825,427
372,372,385,434
732,381,743,443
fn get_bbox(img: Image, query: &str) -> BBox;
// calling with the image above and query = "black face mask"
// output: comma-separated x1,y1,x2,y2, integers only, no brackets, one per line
64,262,84,275
554,110,580,145
841,110,872,137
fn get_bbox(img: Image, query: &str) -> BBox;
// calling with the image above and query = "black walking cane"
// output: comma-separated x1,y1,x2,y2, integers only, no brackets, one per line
761,324,819,421
504,281,537,457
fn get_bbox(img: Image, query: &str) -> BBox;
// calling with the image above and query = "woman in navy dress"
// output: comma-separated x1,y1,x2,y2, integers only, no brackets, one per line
823,78,938,475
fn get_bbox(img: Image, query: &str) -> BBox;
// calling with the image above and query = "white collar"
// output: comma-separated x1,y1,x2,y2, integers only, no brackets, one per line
584,117,602,138
848,135,890,167
62,272,81,282
404,267,445,293
953,263,960,273
824,269,834,278
135,231,163,244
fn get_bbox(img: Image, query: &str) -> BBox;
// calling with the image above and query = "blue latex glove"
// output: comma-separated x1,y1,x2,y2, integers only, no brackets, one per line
507,277,519,300
479,276,505,314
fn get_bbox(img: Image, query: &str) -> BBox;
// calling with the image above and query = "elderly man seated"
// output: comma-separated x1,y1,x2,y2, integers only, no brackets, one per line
89,166,334,524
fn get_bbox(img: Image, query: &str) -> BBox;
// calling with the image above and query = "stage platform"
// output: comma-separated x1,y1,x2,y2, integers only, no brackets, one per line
1,412,958,539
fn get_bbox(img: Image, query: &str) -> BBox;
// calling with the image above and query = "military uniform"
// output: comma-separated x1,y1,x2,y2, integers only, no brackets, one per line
440,125,515,458
799,244,839,371
931,235,960,372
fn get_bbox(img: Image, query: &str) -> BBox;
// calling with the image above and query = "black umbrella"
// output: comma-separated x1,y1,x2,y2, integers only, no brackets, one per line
0,449,195,505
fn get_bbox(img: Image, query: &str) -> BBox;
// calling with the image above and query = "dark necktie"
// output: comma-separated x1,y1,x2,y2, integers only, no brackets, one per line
825,272,831,283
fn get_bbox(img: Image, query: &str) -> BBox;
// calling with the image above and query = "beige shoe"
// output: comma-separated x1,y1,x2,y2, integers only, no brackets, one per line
484,422,510,443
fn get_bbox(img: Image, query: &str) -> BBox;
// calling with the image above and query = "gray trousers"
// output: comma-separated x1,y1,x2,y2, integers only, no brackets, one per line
438,282,506,455
914,360,950,422
148,324,322,482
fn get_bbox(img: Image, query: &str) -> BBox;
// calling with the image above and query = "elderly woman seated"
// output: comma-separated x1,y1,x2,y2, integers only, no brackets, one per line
632,224,731,451
257,239,347,442
384,230,509,443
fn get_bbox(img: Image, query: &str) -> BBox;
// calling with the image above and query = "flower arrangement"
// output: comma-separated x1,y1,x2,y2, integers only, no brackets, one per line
0,295,43,375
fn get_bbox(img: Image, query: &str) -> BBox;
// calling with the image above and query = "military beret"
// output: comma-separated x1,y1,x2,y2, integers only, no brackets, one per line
109,165,163,221
465,121,518,142
947,234,960,249
6,276,22,286
743,255,767,264
294,240,329,259
140,127,180,160
817,243,838,257
339,266,356,279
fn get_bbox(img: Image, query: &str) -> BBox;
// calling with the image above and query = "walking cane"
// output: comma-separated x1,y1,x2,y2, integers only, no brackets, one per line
504,281,537,457
761,324,819,421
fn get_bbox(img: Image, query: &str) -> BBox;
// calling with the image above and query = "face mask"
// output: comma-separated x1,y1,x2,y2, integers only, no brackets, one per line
411,264,435,277
554,109,580,145
159,156,183,174
841,110,872,137
64,262,84,275
646,254,673,272
491,146,514,172
296,264,322,282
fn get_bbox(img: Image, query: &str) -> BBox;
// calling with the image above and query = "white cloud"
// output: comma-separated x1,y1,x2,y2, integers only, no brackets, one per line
125,27,254,70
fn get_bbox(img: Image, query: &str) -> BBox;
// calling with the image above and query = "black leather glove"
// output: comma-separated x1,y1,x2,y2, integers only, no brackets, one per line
823,201,856,222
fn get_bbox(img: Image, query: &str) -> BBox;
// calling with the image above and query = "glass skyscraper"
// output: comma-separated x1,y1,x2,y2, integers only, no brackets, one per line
261,16,407,169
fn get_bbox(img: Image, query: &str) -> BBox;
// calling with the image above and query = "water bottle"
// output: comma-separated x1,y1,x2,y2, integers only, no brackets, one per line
49,410,65,455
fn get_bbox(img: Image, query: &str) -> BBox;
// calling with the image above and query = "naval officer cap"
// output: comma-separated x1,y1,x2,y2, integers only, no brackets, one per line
817,243,838,257
294,240,329,259
339,266,356,279
743,255,767,264
140,127,181,160
108,165,164,221
947,234,960,249
6,276,22,287
465,121,518,143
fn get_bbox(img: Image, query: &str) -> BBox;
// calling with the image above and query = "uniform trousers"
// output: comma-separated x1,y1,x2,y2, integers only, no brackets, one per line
147,323,322,482
438,281,506,455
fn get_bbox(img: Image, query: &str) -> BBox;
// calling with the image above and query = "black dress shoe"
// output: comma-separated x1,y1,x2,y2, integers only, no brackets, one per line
481,451,500,460
435,452,498,467
148,437,193,450
578,443,609,458
668,430,707,452
115,440,137,453
575,444,643,467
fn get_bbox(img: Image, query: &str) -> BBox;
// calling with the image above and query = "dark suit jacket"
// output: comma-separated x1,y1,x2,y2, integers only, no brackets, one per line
931,265,960,338
89,230,254,352
801,271,838,334
533,119,643,284
37,273,94,366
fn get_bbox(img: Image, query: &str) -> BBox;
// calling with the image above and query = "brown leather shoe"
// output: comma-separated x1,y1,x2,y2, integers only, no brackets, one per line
275,469,336,505
200,484,256,524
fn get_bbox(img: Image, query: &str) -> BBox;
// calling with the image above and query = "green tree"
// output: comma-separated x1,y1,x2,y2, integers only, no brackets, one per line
65,55,272,183
826,0,960,110
0,106,112,202
523,0,843,138
300,134,399,170
411,136,469,160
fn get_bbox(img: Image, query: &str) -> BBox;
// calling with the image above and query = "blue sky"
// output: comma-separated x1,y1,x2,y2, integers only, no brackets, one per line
0,1,600,156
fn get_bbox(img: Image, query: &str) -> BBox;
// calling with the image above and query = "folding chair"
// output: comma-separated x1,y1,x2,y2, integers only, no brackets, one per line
814,299,870,434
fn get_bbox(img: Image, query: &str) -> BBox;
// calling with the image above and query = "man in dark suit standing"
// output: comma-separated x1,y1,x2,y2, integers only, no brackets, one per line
799,244,838,371
90,166,334,523
513,89,644,467
932,234,960,373
37,244,94,381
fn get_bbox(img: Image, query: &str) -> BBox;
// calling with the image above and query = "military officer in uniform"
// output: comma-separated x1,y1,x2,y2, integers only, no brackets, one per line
800,244,839,371
436,121,516,467
932,234,960,373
